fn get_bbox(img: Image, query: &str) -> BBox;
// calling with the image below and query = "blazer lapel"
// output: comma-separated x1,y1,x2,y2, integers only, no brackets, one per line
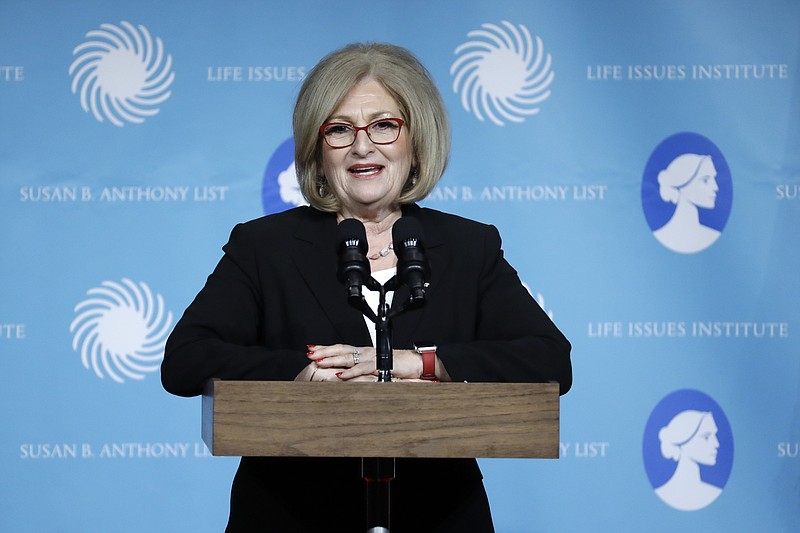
290,208,373,345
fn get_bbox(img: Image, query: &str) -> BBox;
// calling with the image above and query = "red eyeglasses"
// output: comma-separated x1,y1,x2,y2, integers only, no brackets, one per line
319,117,405,148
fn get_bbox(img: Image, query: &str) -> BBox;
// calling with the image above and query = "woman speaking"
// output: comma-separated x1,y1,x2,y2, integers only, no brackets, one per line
161,42,572,532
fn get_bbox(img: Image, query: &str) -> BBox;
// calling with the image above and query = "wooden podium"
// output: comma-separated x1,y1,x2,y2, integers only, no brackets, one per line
202,380,559,532
202,380,559,459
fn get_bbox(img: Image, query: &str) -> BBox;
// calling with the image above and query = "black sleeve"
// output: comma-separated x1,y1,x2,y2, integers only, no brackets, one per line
160,223,309,397
435,224,573,394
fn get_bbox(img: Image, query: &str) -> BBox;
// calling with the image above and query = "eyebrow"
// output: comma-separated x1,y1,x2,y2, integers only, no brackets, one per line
326,111,398,123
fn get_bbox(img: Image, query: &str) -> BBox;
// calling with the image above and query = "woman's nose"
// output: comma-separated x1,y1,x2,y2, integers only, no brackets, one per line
349,128,375,155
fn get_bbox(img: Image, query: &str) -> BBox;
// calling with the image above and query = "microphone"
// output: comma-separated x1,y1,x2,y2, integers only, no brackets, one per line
392,216,430,303
337,218,370,300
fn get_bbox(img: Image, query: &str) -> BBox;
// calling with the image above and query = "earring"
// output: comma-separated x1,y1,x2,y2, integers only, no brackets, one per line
410,168,419,186
318,179,327,197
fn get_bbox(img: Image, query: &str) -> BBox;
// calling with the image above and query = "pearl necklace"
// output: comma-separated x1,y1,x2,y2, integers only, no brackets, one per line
367,243,393,260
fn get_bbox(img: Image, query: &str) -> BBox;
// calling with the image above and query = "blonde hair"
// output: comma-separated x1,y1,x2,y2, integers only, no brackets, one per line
293,42,450,212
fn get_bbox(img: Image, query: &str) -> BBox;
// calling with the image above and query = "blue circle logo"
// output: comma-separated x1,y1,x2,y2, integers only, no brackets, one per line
261,137,307,215
641,132,733,253
642,389,734,511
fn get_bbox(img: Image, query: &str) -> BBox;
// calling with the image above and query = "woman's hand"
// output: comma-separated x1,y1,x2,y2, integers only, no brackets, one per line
306,344,436,381
293,360,347,382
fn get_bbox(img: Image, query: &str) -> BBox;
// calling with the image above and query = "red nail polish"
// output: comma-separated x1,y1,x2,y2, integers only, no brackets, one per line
306,352,314,358
307,344,316,350
335,372,343,378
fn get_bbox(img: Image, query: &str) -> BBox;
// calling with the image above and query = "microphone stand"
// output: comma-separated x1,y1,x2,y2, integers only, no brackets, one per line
347,275,424,533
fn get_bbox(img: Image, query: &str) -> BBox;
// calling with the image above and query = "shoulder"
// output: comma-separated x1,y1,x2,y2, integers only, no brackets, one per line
232,206,331,240
405,205,503,268
410,205,499,241
239,206,327,231
411,205,489,228
220,207,334,259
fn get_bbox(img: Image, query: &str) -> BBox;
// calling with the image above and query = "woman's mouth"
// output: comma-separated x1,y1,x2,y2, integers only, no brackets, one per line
348,164,384,177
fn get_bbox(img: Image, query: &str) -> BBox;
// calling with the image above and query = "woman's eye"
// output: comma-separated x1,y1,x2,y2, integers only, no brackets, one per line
372,120,397,131
326,125,352,135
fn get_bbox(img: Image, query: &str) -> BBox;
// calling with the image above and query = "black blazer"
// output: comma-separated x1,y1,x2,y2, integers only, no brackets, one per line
161,204,572,531
162,204,571,396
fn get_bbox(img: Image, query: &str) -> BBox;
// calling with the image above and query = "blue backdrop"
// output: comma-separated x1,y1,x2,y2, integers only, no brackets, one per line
2,1,798,531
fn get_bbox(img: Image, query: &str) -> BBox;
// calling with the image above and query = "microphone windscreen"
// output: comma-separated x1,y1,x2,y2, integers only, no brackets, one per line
337,218,368,253
392,216,426,250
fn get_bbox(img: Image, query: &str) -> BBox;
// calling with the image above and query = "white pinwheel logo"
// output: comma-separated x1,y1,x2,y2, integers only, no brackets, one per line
69,21,175,127
451,21,554,126
70,279,173,383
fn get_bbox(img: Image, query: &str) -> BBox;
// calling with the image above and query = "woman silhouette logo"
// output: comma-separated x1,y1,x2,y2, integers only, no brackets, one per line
641,133,733,254
642,389,734,511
